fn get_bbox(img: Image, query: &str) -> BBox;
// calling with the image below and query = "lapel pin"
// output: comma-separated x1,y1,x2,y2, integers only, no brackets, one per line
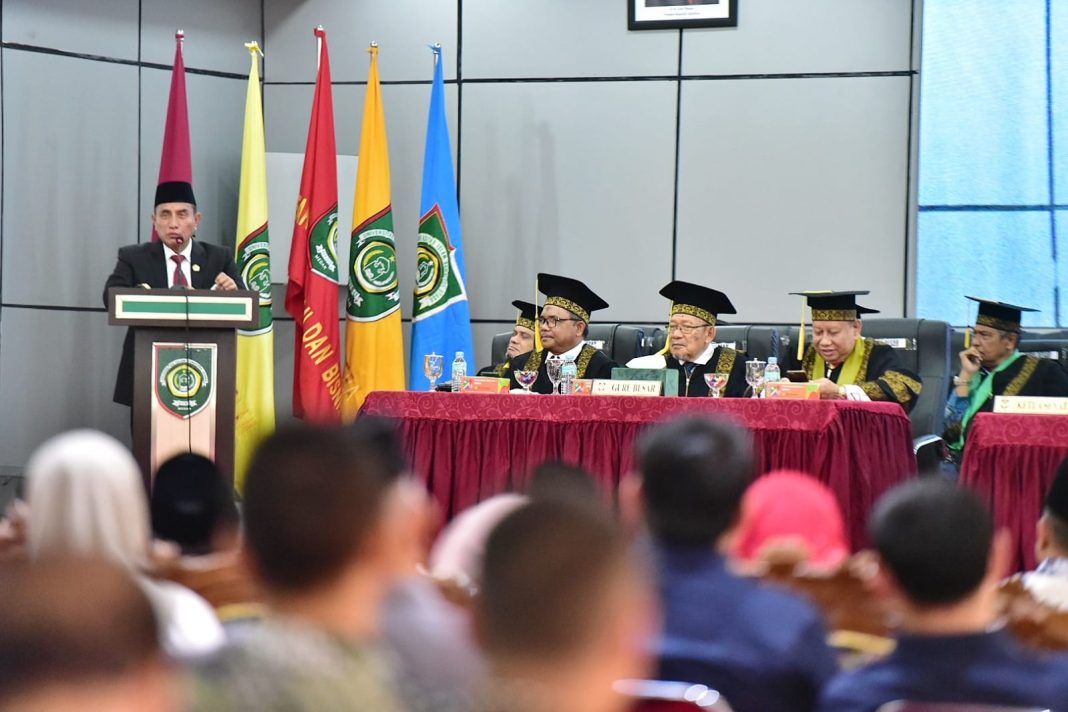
192,264,201,272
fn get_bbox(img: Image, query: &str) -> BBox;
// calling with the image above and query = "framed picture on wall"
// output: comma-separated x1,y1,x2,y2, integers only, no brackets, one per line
628,0,738,31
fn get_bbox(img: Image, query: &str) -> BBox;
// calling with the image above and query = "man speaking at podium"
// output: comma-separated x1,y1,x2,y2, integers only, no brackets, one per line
103,181,242,407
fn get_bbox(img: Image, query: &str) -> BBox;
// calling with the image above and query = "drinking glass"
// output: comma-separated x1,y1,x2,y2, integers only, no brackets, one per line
515,370,538,394
745,359,766,399
424,353,444,392
546,358,563,395
704,372,730,398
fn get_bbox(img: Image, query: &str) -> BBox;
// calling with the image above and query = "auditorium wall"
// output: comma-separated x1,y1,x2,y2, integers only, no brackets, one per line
0,0,919,478
0,0,262,479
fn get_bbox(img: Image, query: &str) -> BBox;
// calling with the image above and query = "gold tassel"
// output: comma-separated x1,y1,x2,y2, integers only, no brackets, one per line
797,297,806,362
534,276,543,353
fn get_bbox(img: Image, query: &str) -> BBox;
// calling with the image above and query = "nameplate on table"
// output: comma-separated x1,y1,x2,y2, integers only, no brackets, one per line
993,396,1068,415
591,379,662,397
765,381,819,400
460,376,510,393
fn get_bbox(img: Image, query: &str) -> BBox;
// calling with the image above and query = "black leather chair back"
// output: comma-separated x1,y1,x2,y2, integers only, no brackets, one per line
711,325,749,355
1020,329,1068,372
859,318,952,437
586,324,646,364
490,332,510,365
745,325,791,363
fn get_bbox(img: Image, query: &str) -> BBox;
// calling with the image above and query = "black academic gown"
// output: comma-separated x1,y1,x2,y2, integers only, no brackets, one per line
662,347,748,397
800,338,923,413
102,240,243,406
943,355,1068,444
504,344,617,394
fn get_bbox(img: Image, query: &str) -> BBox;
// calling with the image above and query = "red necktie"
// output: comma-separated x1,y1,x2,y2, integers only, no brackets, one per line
171,254,189,287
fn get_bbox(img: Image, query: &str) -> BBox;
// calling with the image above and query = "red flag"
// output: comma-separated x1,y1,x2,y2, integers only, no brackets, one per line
285,27,342,422
152,30,193,242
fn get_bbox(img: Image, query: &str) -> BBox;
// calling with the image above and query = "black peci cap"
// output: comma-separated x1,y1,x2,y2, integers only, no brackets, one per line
512,300,538,331
659,280,736,326
537,273,609,323
967,296,1038,334
154,181,197,208
791,290,880,321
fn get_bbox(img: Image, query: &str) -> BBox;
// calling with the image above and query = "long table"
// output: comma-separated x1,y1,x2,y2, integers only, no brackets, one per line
960,413,1068,572
361,392,917,549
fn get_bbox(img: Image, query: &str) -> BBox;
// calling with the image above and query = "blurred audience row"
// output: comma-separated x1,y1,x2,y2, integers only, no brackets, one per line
2,417,1068,712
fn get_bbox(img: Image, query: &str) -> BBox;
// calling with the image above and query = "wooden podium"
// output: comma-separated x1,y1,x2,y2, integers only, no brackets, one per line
108,288,259,490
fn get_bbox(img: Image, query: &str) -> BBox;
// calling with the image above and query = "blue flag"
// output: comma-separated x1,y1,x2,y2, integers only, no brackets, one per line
410,45,474,390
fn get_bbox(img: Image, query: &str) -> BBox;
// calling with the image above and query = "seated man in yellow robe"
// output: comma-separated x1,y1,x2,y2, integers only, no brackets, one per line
627,280,747,397
792,290,922,412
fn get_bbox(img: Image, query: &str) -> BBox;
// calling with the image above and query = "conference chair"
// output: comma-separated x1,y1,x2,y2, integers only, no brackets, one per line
586,324,647,364
853,318,953,439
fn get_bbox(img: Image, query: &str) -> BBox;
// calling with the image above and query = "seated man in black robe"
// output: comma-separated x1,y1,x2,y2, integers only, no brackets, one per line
504,273,617,393
626,280,747,397
792,290,922,412
944,297,1068,459
476,300,537,377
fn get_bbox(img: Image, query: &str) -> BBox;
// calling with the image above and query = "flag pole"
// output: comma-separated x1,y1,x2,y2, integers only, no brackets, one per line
315,25,324,72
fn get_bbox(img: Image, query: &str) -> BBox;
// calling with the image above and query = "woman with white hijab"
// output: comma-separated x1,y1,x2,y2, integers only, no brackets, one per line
25,429,225,660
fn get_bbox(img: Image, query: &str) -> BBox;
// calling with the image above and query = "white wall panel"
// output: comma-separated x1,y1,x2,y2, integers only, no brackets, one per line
2,52,138,307
460,81,677,323
676,76,911,322
264,0,458,83
682,0,913,75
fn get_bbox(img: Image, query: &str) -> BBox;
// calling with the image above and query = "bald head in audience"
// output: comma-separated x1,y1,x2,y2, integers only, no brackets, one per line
476,500,655,712
0,557,175,712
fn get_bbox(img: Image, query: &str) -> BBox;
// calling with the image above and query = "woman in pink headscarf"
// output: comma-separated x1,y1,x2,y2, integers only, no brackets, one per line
732,470,849,572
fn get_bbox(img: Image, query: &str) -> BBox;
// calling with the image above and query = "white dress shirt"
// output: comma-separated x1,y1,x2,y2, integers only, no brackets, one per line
162,242,193,288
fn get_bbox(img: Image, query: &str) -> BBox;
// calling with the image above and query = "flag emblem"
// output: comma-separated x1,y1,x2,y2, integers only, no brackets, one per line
308,210,339,282
155,346,215,419
414,205,466,318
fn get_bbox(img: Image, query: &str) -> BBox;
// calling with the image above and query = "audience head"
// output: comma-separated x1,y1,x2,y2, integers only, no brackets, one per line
527,460,602,508
428,493,528,588
871,479,1003,609
733,470,848,570
242,419,417,597
1037,456,1068,562
25,430,149,569
150,453,238,556
635,416,754,548
0,557,174,712
477,500,654,712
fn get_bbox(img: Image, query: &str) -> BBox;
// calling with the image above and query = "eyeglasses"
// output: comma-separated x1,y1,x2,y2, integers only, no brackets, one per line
667,323,709,335
538,316,581,328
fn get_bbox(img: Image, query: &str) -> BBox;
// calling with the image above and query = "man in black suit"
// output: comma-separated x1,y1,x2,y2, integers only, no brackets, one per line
103,181,243,406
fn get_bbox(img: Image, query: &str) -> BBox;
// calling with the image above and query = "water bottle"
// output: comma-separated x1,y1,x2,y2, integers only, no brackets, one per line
763,356,780,397
451,351,467,392
560,357,578,395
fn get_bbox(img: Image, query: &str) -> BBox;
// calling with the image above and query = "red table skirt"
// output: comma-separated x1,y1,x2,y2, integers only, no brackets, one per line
960,413,1068,572
360,392,917,549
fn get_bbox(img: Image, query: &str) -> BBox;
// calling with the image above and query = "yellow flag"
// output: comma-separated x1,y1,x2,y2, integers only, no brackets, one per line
234,42,275,492
342,45,405,420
